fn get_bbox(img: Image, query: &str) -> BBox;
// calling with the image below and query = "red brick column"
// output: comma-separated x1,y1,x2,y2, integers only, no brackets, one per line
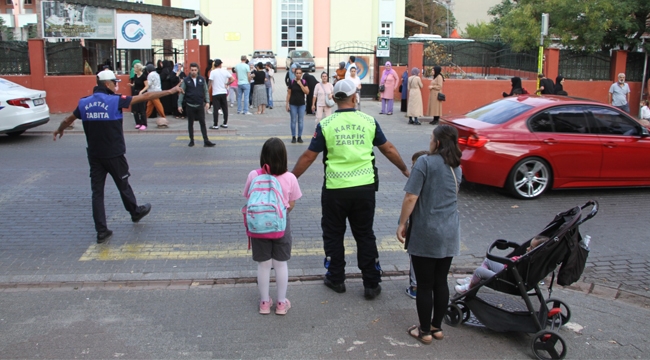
544,48,560,81
184,39,200,73
611,50,628,81
28,38,45,90
408,42,424,72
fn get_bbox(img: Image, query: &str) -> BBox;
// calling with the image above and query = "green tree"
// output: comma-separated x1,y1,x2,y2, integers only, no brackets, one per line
463,21,499,41
487,0,650,52
405,0,458,37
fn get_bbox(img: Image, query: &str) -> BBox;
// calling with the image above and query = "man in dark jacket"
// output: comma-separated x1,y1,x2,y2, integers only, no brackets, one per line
53,69,181,243
536,74,555,95
303,72,319,115
178,63,216,147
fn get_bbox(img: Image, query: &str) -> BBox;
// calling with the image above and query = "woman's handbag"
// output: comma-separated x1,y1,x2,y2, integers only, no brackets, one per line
379,84,385,92
321,84,335,107
437,92,446,101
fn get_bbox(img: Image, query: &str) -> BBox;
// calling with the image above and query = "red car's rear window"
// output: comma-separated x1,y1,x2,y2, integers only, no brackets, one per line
466,100,534,125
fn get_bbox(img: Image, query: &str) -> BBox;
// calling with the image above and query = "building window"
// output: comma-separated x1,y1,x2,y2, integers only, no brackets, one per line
280,0,303,50
381,22,392,36
24,0,32,5
6,0,13,5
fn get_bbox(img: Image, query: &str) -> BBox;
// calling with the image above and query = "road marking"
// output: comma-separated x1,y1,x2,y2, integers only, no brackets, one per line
174,135,292,141
79,237,469,261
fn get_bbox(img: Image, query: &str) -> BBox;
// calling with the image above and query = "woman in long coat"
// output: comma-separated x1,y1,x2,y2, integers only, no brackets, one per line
406,67,423,125
380,61,400,115
427,66,444,125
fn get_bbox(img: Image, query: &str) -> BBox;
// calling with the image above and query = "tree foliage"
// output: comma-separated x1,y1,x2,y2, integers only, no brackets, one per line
405,0,457,37
486,0,650,52
462,21,499,42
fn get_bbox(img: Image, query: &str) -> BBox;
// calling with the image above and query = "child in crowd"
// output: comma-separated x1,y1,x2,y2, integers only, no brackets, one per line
404,150,430,299
455,235,550,294
243,138,302,315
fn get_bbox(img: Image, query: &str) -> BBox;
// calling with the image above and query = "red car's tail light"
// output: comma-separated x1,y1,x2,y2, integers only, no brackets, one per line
7,98,30,108
459,135,489,148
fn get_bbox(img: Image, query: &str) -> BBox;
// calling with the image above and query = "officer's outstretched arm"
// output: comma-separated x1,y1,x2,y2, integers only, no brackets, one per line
291,149,318,178
377,141,410,178
53,114,77,141
131,86,181,105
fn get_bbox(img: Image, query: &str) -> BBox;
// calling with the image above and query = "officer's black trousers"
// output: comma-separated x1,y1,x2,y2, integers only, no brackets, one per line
88,155,138,233
186,105,210,143
321,188,381,288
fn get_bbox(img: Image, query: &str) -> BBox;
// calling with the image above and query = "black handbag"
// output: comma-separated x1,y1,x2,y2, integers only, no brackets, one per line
437,92,446,101
379,84,385,92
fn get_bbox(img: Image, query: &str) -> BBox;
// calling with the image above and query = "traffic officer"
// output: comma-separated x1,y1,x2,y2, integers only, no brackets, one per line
292,79,410,300
53,69,182,243
178,62,216,147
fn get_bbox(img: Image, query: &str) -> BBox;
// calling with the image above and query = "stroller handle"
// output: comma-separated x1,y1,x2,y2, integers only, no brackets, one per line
486,239,519,265
576,200,598,226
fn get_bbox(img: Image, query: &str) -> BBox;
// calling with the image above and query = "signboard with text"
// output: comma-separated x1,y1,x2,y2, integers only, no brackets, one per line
377,37,390,57
116,14,152,49
42,1,115,39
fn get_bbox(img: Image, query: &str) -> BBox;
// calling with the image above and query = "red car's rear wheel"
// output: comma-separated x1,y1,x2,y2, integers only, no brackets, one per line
507,157,552,199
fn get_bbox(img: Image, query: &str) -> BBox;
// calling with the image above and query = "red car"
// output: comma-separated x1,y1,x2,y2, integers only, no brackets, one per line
442,95,650,199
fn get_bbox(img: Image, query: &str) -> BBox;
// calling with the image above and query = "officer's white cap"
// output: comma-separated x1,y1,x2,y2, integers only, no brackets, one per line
97,69,121,82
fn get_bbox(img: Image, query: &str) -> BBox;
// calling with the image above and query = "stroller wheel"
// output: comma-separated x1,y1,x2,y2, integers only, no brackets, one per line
456,301,471,323
531,330,567,360
443,303,463,327
545,298,571,327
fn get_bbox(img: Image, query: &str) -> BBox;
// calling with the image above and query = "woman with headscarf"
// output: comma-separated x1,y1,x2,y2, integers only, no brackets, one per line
400,69,409,112
554,76,567,95
156,60,163,74
335,62,347,84
160,60,177,116
427,66,444,125
502,76,528,97
379,61,400,115
406,67,423,125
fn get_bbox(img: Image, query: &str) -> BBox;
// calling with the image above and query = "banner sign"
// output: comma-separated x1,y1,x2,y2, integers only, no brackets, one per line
116,14,152,49
42,1,115,39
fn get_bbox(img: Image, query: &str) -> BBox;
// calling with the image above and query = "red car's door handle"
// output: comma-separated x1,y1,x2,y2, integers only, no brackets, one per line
603,142,617,148
542,139,557,145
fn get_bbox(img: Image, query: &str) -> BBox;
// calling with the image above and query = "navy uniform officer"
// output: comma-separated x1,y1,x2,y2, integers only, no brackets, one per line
291,79,410,300
178,62,216,147
53,69,182,244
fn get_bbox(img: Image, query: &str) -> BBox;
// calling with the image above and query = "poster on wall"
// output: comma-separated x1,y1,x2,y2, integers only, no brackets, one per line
116,14,152,49
42,1,115,39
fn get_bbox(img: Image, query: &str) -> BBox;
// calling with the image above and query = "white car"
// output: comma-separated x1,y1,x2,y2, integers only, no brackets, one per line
0,78,50,137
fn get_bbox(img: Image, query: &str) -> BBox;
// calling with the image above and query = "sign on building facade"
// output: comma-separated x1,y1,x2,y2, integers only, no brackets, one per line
42,1,115,39
116,14,152,49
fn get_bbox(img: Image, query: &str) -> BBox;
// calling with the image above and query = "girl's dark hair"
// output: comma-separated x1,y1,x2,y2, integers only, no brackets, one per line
260,137,288,175
432,125,461,168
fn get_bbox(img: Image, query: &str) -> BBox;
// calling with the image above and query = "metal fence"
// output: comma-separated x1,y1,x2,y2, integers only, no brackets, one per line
377,38,409,66
558,50,611,81
46,41,84,75
0,41,30,75
626,52,646,82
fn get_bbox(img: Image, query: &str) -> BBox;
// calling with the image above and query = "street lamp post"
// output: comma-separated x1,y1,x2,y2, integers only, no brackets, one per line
432,0,451,38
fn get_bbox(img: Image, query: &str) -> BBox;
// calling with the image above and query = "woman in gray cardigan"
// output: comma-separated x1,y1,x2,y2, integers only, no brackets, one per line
396,124,462,344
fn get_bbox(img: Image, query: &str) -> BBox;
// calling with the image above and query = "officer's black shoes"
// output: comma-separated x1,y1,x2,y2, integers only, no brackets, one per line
204,141,216,147
297,137,303,143
188,141,195,147
291,136,297,144
97,229,113,244
324,278,346,293
131,203,152,223
364,284,382,300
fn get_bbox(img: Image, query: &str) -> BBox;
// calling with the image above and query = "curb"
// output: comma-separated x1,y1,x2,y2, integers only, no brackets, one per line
2,271,648,308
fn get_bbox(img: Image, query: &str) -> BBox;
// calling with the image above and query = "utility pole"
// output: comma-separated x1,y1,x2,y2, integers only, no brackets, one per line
538,13,549,90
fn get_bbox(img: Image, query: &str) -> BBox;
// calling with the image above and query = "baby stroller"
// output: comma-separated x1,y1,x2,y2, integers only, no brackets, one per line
445,201,598,360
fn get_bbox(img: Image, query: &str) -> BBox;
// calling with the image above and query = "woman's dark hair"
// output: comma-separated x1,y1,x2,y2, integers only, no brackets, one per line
256,62,264,69
433,66,444,81
260,137,288,176
432,125,461,168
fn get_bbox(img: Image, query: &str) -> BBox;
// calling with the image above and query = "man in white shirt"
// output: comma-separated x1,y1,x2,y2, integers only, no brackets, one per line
208,59,235,129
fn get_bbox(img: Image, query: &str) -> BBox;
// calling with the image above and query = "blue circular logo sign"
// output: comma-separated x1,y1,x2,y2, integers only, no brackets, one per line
121,19,146,43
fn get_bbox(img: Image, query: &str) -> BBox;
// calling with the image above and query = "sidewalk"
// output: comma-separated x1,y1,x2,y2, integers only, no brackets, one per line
0,276,648,359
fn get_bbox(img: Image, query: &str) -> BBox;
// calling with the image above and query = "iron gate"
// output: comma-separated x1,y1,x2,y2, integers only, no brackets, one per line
327,41,378,98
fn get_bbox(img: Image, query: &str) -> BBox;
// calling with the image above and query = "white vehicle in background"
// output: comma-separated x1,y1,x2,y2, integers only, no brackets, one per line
0,78,50,137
